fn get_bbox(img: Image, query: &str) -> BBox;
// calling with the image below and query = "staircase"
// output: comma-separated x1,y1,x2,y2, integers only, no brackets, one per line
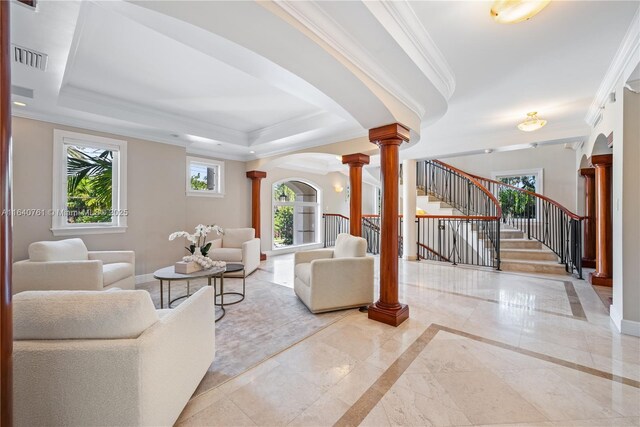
499,226,566,275
416,194,463,216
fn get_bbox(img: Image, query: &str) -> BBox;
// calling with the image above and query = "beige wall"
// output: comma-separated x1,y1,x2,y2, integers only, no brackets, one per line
12,117,250,276
444,144,578,212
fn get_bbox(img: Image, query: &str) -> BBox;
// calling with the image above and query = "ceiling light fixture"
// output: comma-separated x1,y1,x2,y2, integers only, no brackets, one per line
249,150,255,154
12,101,27,107
491,0,550,24
517,111,547,132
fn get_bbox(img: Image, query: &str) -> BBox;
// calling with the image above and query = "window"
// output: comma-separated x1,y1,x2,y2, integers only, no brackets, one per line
492,168,543,219
186,156,224,197
272,180,320,249
52,130,127,236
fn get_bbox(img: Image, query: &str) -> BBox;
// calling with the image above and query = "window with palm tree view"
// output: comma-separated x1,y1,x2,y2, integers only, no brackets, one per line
52,130,127,235
273,180,319,249
67,145,114,224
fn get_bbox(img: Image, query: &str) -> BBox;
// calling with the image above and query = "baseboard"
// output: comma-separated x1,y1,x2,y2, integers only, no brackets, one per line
135,273,155,285
610,304,640,337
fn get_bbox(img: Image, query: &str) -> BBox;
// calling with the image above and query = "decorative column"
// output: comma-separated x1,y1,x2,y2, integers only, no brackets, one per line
0,1,12,423
342,153,370,236
589,155,613,287
402,159,417,261
368,123,410,327
246,170,267,261
580,168,596,268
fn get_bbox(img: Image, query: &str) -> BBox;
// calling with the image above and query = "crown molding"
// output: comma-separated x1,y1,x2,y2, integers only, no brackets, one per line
363,1,455,100
271,0,426,118
11,110,250,162
585,7,640,127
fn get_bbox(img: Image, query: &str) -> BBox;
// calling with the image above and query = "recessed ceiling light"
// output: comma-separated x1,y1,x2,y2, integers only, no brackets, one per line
517,112,547,132
13,101,27,107
491,0,550,24
249,150,255,154
170,133,179,138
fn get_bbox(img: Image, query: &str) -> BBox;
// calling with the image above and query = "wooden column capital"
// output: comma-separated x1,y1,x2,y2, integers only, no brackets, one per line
590,154,613,167
369,123,410,146
367,123,409,327
246,170,267,180
579,168,595,177
341,153,370,167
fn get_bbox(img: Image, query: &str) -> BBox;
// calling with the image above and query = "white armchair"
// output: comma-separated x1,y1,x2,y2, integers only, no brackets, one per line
294,233,374,313
13,238,135,294
209,228,260,276
13,286,215,427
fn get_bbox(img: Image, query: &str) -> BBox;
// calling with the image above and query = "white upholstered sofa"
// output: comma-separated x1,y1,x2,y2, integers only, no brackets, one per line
13,286,215,427
294,233,374,313
209,228,260,276
13,238,135,294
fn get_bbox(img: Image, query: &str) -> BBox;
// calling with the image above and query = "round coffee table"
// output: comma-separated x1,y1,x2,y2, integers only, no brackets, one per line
153,266,225,321
215,263,246,307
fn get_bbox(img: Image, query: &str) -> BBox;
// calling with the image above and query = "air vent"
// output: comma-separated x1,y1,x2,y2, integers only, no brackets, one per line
12,45,47,71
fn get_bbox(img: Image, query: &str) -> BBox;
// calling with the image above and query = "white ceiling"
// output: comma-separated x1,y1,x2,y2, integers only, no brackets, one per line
9,0,639,162
402,0,639,160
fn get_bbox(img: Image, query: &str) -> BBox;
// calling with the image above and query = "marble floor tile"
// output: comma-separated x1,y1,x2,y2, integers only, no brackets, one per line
178,254,640,427
228,364,323,426
433,369,549,425
179,398,256,427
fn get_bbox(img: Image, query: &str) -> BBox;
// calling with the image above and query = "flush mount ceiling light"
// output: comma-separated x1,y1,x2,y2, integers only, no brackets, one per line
491,0,550,24
517,111,547,132
249,150,255,154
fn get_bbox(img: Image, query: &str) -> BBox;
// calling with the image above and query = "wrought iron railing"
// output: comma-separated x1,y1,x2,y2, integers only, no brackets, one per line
417,160,503,269
463,167,584,278
322,213,349,248
361,215,403,257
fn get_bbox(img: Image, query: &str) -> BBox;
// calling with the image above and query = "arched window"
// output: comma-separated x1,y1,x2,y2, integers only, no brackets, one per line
273,180,320,249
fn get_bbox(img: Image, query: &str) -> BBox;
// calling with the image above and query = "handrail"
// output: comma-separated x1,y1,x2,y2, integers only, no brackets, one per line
432,160,503,219
323,213,349,220
435,160,582,220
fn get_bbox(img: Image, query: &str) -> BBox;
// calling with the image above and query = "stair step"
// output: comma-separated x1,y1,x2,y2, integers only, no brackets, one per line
500,230,525,239
501,259,568,275
500,248,558,261
500,239,542,249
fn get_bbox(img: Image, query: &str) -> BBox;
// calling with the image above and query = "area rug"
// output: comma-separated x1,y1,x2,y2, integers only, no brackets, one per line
137,275,353,396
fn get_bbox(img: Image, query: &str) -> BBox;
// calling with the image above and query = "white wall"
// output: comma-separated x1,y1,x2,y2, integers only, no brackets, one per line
444,144,578,212
576,57,640,335
12,117,250,276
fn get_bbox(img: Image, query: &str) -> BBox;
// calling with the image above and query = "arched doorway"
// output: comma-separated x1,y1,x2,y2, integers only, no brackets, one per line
272,179,321,249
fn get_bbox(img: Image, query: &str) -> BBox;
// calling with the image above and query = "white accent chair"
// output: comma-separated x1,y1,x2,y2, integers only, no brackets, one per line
13,286,215,427
209,228,260,276
294,233,374,313
13,238,135,294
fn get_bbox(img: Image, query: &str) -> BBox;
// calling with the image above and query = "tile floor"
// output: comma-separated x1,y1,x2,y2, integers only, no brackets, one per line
177,254,640,426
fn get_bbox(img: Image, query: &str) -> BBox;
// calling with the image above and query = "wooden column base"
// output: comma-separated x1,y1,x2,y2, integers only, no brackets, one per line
581,257,596,269
368,301,409,327
589,272,612,287
260,253,267,261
